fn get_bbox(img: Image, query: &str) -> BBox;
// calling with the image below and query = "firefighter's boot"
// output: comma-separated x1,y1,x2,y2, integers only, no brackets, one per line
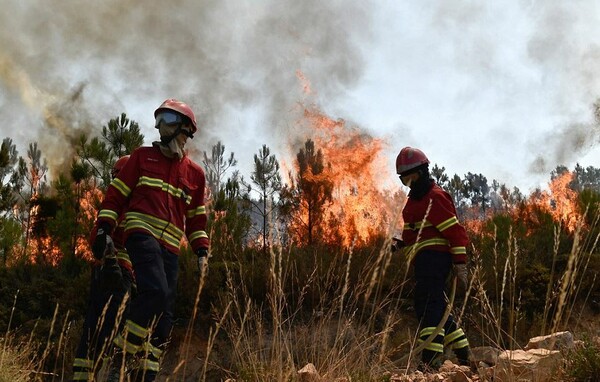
104,351,137,382
72,358,94,381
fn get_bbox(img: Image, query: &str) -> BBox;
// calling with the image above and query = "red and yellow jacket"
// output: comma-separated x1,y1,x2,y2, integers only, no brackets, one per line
402,182,468,263
96,145,209,255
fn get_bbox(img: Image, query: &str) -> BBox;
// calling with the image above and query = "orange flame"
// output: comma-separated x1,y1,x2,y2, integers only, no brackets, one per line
528,171,581,233
30,236,62,266
22,185,103,265
464,172,582,238
290,104,400,247
76,187,104,261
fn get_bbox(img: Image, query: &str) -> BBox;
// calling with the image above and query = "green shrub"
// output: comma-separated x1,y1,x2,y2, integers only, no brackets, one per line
563,338,600,381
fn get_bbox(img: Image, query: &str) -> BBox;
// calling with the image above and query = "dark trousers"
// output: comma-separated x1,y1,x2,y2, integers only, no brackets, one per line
73,264,133,379
120,233,178,380
414,250,469,365
414,250,452,326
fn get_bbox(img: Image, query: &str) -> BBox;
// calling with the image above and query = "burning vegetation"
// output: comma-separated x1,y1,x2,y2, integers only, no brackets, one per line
1,104,600,382
0,102,595,265
285,106,403,247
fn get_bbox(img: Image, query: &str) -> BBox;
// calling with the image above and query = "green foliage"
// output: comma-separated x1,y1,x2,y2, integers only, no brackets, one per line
243,144,283,252
17,142,48,199
0,138,21,215
430,163,448,188
462,172,490,217
517,263,551,317
102,113,144,158
202,141,238,199
75,113,143,188
0,217,21,266
563,338,600,381
579,188,600,228
0,261,89,331
0,259,90,378
209,177,253,258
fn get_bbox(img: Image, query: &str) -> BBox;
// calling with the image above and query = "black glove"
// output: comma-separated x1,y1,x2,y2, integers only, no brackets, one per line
453,263,468,287
100,257,124,293
391,237,405,253
195,248,208,272
92,223,112,260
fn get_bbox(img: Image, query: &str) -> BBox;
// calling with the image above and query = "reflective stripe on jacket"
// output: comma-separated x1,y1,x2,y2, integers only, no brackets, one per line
402,182,468,263
97,145,209,254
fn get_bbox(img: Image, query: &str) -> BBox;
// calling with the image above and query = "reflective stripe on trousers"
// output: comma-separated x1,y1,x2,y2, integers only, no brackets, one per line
112,233,178,381
413,249,469,363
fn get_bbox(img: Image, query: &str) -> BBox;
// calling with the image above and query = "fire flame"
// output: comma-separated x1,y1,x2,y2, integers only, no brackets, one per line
22,186,102,265
527,171,581,233
290,104,401,247
466,171,583,238
76,187,104,261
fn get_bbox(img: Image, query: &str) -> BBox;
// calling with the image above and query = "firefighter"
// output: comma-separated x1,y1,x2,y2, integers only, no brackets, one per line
394,146,471,370
72,155,135,381
92,99,209,381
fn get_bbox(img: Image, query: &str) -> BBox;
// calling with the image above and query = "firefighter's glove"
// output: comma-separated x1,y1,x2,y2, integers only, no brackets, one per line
92,223,113,260
100,257,124,293
391,237,405,253
195,248,208,272
453,263,468,287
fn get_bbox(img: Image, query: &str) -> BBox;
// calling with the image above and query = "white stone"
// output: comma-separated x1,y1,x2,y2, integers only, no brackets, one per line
298,363,320,382
525,331,574,351
495,348,562,382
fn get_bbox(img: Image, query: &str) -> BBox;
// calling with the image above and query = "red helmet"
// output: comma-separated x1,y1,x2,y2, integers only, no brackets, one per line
112,155,130,178
396,147,430,175
154,99,198,134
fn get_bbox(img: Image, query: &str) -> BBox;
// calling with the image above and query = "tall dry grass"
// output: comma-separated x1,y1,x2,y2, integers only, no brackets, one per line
1,291,36,382
209,243,409,381
464,208,600,354
3,204,600,381
169,202,432,381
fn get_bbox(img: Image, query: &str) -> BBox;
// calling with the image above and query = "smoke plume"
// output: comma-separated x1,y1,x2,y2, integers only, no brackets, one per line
524,1,600,174
0,0,372,178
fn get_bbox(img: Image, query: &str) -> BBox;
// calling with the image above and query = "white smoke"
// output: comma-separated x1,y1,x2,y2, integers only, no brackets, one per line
3,1,600,191
0,0,372,176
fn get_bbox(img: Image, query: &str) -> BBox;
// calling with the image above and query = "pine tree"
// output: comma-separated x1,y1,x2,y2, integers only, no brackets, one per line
202,141,237,201
76,113,144,188
243,144,282,251
289,139,333,245
0,138,21,216
430,163,449,189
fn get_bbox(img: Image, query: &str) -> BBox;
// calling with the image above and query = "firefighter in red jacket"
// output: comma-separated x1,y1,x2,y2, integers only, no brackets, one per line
394,146,471,370
92,99,209,381
73,156,134,381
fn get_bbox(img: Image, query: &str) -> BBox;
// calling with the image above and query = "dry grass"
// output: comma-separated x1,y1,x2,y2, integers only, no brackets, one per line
0,292,39,381
464,208,600,353
185,205,422,381
211,243,407,381
3,207,600,381
0,337,36,382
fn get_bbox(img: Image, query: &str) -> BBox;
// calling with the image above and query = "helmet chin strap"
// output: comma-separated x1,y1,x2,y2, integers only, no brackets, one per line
160,125,184,145
157,124,186,159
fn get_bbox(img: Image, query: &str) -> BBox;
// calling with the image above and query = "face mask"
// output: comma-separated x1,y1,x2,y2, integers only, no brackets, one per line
159,125,185,159
401,176,413,188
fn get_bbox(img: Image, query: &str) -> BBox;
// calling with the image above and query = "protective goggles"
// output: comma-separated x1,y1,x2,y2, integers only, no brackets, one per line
155,111,184,127
155,112,194,138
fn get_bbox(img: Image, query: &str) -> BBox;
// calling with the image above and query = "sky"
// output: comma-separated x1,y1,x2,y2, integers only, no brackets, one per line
1,0,600,194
